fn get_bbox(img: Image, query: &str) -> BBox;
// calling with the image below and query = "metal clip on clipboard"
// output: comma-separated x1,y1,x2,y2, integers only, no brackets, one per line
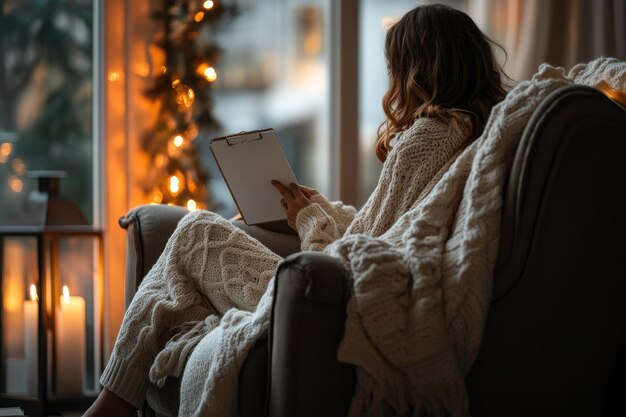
225,130,263,146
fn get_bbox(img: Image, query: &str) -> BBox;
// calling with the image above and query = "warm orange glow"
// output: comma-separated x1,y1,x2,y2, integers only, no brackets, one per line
30,284,38,302
204,67,217,82
185,124,199,140
187,176,198,193
197,63,218,82
150,189,163,204
108,71,123,82
169,176,180,195
62,286,70,304
194,11,205,22
187,199,197,211
161,66,168,74
3,277,23,313
12,158,26,175
173,134,184,147
134,63,150,77
155,154,167,168
8,175,23,193
203,0,214,10
171,78,181,88
0,142,12,156
598,81,626,106
176,88,195,108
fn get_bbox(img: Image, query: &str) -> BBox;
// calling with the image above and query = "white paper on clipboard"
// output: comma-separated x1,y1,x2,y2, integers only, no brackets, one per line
210,128,298,225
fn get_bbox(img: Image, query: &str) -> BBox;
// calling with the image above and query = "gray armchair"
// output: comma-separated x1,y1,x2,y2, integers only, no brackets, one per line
118,85,626,417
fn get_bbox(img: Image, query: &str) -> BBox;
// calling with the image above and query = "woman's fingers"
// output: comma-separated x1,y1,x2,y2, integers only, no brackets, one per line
289,183,308,201
271,180,294,202
271,181,314,230
298,185,319,194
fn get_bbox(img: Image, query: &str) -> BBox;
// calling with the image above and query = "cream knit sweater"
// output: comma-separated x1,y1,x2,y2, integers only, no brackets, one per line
101,115,468,412
102,57,625,417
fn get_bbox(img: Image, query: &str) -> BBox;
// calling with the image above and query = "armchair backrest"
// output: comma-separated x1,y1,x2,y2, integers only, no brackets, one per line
466,85,626,416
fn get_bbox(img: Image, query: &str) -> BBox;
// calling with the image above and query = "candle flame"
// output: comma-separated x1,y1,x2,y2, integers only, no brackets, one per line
30,284,38,301
62,286,70,304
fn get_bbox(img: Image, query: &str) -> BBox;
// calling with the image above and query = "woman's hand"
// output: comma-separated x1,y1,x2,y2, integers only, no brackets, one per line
271,180,313,230
297,184,320,199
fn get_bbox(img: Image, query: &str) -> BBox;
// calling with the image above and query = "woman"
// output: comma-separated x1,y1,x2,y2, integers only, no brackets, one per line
84,4,507,416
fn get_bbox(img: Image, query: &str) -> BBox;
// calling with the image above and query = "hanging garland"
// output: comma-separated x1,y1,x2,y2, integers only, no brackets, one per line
142,0,237,210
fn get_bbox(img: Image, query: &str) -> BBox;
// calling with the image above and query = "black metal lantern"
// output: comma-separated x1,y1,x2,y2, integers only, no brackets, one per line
0,172,103,416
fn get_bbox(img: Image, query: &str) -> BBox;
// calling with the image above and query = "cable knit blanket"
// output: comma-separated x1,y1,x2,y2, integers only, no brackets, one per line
177,58,626,417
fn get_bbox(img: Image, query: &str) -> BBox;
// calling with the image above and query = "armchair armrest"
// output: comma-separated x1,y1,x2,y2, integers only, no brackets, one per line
119,205,301,306
268,252,355,417
119,204,190,307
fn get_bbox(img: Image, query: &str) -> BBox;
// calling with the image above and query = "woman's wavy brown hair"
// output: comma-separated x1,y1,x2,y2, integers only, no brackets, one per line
376,4,508,162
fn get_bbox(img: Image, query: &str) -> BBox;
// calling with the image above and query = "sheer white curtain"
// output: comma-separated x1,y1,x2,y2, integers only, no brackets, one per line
470,0,626,81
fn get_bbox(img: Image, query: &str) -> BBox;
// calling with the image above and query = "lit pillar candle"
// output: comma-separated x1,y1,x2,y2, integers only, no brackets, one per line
56,285,85,396
24,284,39,395
4,272,25,393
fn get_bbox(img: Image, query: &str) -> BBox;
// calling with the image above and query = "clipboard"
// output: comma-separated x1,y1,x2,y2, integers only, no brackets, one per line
210,128,298,225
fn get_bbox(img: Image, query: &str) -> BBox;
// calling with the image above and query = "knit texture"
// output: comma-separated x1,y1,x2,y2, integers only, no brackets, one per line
296,116,470,252
101,211,282,409
567,57,626,89
178,116,470,417
102,57,625,416
332,57,626,417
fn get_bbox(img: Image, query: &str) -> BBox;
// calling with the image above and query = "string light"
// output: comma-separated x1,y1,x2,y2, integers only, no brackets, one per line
108,72,122,82
169,175,182,195
142,0,235,209
0,142,12,163
204,67,217,82
8,175,23,193
12,158,26,175
176,87,195,108
168,134,183,156
197,63,217,82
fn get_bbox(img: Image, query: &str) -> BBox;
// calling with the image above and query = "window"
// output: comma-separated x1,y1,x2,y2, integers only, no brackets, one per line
206,0,331,216
0,0,98,225
358,0,468,205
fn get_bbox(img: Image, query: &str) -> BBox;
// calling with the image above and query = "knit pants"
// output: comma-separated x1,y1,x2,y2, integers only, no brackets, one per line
100,210,283,409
